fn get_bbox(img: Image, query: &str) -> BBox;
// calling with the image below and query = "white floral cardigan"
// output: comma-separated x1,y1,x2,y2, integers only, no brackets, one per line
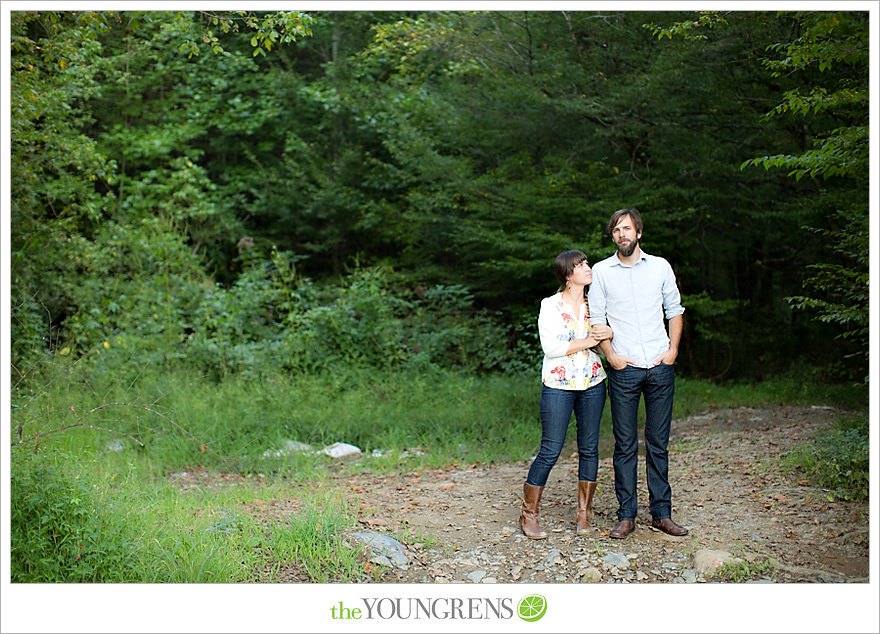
537,292,607,390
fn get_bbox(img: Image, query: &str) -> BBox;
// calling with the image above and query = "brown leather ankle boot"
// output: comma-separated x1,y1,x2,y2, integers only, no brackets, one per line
520,483,548,539
576,481,597,535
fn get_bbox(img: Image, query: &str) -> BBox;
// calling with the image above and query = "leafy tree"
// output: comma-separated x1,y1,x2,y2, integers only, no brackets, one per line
10,11,116,371
9,9,869,385
9,10,316,371
740,11,869,382
345,10,841,378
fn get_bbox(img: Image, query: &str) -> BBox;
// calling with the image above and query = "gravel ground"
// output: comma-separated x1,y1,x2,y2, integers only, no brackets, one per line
339,405,869,584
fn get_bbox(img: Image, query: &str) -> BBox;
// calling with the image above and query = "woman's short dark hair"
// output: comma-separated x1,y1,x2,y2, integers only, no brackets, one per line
554,249,588,291
607,208,643,238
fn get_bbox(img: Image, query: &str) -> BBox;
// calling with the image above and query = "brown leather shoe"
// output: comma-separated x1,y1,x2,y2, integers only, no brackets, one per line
609,520,635,539
651,517,688,536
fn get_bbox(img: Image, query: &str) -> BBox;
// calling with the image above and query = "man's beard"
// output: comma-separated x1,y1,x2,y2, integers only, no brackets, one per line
616,239,637,257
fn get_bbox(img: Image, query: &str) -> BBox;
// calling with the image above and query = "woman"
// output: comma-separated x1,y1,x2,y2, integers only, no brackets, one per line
520,250,612,539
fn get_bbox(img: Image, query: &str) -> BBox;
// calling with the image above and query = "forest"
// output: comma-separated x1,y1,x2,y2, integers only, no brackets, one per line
9,9,869,382
5,8,872,590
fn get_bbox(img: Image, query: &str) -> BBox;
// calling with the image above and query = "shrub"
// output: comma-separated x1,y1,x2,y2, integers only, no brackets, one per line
783,414,869,501
179,259,536,379
10,450,141,582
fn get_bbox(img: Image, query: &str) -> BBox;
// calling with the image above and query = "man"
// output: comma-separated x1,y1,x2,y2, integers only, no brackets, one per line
587,208,688,539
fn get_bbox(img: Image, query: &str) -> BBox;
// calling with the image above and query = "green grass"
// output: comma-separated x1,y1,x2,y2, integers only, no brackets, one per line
781,413,869,501
715,557,778,583
8,357,868,583
10,447,364,583
675,372,867,413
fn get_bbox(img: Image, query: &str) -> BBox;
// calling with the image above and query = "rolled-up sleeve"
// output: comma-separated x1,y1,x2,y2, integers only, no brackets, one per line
587,269,608,327
661,263,685,320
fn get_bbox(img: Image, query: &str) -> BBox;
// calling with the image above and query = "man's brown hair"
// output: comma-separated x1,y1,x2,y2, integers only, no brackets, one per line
607,208,643,239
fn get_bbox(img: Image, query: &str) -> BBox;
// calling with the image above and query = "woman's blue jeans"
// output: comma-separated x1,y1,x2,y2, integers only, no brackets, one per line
526,382,607,487
606,363,675,522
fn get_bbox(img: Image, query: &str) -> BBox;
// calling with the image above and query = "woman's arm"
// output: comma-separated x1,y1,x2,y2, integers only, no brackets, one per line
537,298,571,358
539,298,613,358
562,323,612,355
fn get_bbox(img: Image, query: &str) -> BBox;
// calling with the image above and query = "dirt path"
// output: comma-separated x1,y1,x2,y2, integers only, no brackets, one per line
337,405,869,583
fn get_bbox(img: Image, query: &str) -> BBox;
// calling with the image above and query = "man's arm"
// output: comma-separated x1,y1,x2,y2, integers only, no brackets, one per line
600,338,635,370
589,264,635,370
654,314,682,366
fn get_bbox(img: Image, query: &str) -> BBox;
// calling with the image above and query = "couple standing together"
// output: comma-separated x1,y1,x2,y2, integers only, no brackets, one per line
520,208,688,540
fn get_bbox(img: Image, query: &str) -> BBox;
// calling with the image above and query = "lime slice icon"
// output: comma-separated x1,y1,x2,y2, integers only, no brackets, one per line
517,594,547,622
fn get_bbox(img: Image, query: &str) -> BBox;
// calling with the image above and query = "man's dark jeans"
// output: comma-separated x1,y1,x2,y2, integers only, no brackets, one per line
607,363,675,522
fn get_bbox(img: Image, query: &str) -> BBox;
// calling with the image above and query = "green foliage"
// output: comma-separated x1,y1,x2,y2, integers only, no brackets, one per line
643,11,729,40
782,414,869,502
61,216,211,367
10,9,869,388
786,212,868,379
762,12,868,76
716,557,777,582
170,10,315,58
176,257,532,380
10,11,118,372
735,11,868,382
10,451,140,582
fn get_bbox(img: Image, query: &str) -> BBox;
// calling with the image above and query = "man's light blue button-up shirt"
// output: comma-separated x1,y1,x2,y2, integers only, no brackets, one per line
588,249,685,368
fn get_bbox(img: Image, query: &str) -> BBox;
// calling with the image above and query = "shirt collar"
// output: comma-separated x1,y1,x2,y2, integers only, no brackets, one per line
611,249,648,267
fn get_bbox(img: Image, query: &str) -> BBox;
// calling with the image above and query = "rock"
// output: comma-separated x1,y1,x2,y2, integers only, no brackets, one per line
262,440,314,458
262,440,362,459
323,442,362,458
467,570,486,583
351,531,409,567
601,552,630,569
543,548,563,569
579,566,602,583
693,549,742,576
105,439,126,452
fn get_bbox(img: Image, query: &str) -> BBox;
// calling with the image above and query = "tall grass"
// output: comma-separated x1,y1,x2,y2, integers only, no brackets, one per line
10,445,363,583
676,372,867,414
781,413,870,501
10,360,547,471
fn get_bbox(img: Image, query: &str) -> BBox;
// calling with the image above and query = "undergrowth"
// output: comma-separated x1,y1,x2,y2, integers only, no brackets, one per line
715,557,778,583
781,413,869,502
